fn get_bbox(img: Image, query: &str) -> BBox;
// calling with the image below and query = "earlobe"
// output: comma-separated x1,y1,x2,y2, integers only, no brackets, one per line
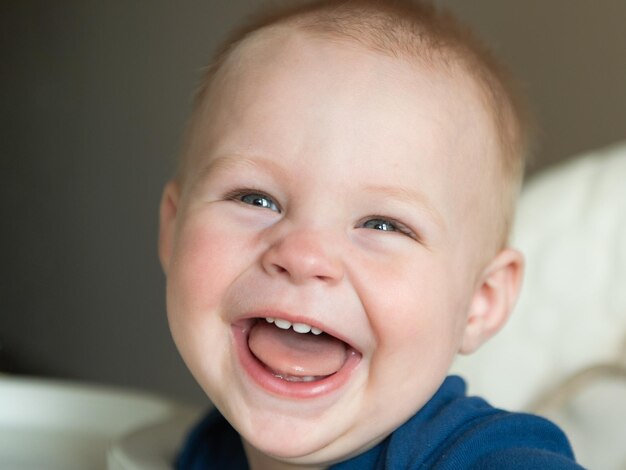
158,180,181,274
459,248,524,354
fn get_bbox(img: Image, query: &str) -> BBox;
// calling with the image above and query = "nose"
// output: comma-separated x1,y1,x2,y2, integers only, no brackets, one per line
261,230,345,285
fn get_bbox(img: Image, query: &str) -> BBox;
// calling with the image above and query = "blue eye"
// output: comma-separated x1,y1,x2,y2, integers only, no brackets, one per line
238,192,280,213
361,217,419,240
362,218,398,232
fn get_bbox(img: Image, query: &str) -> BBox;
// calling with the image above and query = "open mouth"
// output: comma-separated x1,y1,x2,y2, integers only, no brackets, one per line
232,316,362,398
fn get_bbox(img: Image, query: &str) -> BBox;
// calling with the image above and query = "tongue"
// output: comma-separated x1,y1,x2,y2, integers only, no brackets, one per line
248,322,347,377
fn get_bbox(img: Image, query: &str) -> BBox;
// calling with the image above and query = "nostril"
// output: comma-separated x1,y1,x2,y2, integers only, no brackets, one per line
274,264,288,275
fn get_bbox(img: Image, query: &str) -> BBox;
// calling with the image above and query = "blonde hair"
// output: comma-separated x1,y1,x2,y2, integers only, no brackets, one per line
180,0,529,244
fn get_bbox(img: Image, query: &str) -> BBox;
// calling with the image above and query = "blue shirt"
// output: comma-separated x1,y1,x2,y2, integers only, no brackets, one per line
177,376,584,469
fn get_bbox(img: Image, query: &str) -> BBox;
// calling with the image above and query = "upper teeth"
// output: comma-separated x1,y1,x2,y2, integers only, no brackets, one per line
265,317,323,335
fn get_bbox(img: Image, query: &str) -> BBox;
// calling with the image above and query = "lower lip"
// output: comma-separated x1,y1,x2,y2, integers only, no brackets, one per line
232,321,362,399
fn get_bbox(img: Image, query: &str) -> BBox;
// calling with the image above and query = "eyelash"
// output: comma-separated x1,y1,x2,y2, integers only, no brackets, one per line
224,189,418,240
225,188,282,213
360,216,418,240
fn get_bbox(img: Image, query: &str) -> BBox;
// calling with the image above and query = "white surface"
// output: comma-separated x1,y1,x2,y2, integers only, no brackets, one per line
539,372,626,469
0,375,193,470
107,412,200,470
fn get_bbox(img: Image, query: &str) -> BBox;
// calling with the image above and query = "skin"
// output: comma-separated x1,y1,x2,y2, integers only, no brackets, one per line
159,27,523,470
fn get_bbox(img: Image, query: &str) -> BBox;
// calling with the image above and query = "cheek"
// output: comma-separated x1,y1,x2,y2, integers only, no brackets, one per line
360,251,467,364
165,213,259,395
166,215,253,329
351,252,469,426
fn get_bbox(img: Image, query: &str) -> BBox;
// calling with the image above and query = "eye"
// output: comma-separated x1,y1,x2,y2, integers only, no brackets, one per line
362,218,398,232
227,190,281,213
360,217,418,240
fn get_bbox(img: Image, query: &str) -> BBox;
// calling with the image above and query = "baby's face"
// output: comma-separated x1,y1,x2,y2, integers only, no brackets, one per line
161,29,504,467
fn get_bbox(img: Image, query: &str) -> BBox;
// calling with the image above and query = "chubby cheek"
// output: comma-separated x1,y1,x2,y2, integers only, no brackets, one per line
166,213,254,372
170,226,234,314
360,252,467,404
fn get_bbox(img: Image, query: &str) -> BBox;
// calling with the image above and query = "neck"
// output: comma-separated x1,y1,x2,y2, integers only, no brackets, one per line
242,439,327,470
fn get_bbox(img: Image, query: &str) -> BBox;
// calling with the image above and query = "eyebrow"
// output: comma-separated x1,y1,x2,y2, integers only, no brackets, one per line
193,154,289,185
362,184,446,231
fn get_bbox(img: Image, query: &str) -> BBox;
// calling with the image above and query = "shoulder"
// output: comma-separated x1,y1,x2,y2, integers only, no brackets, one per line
427,409,585,469
387,376,585,469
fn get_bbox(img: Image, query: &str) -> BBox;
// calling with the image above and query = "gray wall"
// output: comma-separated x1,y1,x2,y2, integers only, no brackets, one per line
2,1,625,405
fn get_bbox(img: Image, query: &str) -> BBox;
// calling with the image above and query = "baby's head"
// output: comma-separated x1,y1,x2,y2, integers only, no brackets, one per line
159,0,527,467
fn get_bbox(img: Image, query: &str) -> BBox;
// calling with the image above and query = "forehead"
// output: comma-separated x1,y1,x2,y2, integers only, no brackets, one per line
199,29,494,167
188,27,500,250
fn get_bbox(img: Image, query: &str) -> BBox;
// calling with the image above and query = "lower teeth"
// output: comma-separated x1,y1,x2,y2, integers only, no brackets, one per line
272,373,320,382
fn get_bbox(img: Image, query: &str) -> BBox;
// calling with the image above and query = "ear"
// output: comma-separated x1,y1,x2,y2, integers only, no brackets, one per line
158,180,181,274
459,248,524,354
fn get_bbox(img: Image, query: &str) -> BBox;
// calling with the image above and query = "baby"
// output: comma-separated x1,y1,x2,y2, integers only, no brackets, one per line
158,0,582,468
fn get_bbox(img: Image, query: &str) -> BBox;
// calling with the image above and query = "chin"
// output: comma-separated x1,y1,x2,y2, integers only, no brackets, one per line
246,425,386,469
238,406,345,459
